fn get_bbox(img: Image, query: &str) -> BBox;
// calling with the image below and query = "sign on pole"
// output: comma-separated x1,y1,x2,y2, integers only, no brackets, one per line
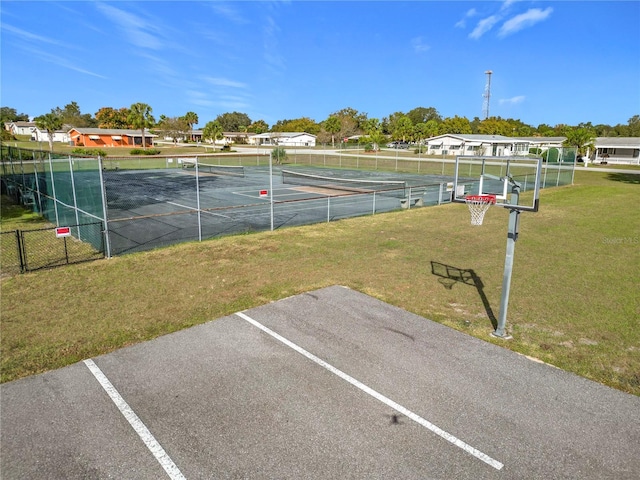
55,227,71,238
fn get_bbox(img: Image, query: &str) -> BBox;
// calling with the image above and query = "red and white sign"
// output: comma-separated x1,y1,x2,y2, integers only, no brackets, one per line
55,227,71,238
259,190,268,197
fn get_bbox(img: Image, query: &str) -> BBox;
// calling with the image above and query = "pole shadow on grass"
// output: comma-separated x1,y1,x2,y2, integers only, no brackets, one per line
430,261,497,330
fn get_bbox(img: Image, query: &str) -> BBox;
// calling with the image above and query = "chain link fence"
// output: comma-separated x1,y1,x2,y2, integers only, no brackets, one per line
1,222,105,275
2,146,576,266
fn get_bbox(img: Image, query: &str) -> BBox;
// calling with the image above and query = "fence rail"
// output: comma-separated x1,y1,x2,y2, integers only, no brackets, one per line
2,146,576,265
0,222,105,275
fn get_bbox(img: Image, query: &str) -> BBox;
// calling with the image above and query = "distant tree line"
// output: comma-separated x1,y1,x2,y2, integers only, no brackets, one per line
2,104,639,149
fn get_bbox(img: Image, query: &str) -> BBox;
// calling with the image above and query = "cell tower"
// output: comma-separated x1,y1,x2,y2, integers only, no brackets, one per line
482,70,492,119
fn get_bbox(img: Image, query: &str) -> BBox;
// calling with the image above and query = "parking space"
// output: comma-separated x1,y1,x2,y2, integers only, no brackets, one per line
2,286,639,479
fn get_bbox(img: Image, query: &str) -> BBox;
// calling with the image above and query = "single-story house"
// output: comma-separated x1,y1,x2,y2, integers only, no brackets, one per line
69,128,156,148
8,121,37,136
248,132,317,147
592,137,640,165
519,137,566,152
32,124,72,144
426,134,531,157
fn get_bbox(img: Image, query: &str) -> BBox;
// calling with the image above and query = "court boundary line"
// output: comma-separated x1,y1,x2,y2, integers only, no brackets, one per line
84,359,186,480
235,311,504,470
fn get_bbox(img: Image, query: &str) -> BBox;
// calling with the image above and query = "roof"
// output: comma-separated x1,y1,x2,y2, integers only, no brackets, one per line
595,137,640,148
69,127,157,137
250,132,317,138
519,136,566,143
427,134,516,143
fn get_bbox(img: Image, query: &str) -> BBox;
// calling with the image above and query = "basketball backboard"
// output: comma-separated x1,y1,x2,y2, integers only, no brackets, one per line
452,156,542,212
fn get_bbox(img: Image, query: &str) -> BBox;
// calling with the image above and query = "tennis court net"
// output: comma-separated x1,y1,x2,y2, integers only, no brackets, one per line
281,169,406,196
182,160,245,177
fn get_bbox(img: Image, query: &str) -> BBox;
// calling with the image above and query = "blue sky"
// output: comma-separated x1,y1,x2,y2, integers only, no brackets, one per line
1,1,639,129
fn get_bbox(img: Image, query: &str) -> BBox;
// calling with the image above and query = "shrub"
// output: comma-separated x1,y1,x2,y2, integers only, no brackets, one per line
71,147,107,157
130,148,161,155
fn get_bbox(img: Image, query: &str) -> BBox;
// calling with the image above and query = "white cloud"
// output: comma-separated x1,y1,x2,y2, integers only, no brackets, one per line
499,96,525,105
21,45,107,79
95,2,163,50
469,15,500,39
202,77,248,89
207,2,249,25
500,0,518,12
263,15,285,71
411,37,430,53
2,24,72,48
455,8,478,28
498,7,553,37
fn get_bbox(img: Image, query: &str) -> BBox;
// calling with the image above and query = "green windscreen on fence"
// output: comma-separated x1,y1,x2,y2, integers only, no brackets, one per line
1,146,106,252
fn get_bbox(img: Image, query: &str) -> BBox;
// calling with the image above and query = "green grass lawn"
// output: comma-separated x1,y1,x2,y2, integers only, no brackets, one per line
1,170,638,395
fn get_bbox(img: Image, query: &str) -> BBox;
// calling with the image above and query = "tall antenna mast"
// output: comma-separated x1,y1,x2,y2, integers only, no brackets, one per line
483,70,493,119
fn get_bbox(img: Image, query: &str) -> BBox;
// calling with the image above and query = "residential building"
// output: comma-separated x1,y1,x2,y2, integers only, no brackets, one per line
69,128,156,148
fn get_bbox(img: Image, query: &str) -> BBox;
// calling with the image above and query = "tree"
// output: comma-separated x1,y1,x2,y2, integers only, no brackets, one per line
271,117,320,134
627,115,640,137
323,116,341,147
0,107,29,124
158,116,189,145
183,111,198,140
127,103,155,148
52,101,96,127
563,128,595,156
329,107,367,139
34,112,63,151
247,119,269,134
215,112,251,132
96,107,130,129
392,115,413,141
202,120,223,148
271,146,287,165
362,118,384,151
438,115,472,135
406,106,441,125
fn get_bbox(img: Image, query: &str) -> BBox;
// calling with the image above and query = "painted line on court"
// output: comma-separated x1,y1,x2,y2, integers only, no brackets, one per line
235,311,504,471
84,359,186,480
166,201,230,218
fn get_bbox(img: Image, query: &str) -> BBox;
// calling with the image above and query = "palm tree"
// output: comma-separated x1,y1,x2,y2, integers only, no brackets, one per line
34,113,63,151
563,128,595,159
202,121,223,150
127,103,155,148
183,111,198,141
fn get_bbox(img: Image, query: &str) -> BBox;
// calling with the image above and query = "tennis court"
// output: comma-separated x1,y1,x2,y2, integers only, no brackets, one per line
1,147,576,259
104,164,454,255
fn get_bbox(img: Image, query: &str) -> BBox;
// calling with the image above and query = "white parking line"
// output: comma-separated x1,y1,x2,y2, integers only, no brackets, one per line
84,359,187,480
235,311,504,471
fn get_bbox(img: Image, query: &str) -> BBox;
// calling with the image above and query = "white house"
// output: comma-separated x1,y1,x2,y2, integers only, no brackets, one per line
33,125,72,144
8,121,37,136
592,137,640,165
426,134,531,156
249,132,316,147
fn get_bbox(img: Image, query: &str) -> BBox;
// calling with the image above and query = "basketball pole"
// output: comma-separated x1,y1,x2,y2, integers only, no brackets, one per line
493,181,521,339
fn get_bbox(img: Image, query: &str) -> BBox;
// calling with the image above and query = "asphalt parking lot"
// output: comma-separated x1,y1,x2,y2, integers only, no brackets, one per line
2,285,639,479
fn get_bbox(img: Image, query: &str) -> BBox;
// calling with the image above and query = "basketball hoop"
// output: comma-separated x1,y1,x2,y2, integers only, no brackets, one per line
465,194,496,226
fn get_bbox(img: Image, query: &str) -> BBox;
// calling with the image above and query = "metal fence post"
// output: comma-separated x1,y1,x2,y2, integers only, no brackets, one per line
97,156,112,258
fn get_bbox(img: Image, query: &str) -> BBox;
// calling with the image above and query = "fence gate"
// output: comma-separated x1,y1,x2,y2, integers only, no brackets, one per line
0,222,105,275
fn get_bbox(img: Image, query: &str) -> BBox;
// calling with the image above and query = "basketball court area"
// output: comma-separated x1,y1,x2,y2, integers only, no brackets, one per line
2,286,638,479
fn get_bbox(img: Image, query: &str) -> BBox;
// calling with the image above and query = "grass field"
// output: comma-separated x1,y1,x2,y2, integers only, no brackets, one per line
1,170,638,395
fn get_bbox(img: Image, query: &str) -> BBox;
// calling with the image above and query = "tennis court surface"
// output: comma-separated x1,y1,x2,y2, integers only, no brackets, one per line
2,286,639,479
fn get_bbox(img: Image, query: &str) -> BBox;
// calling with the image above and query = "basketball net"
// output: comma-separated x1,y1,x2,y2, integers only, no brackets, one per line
465,195,496,225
